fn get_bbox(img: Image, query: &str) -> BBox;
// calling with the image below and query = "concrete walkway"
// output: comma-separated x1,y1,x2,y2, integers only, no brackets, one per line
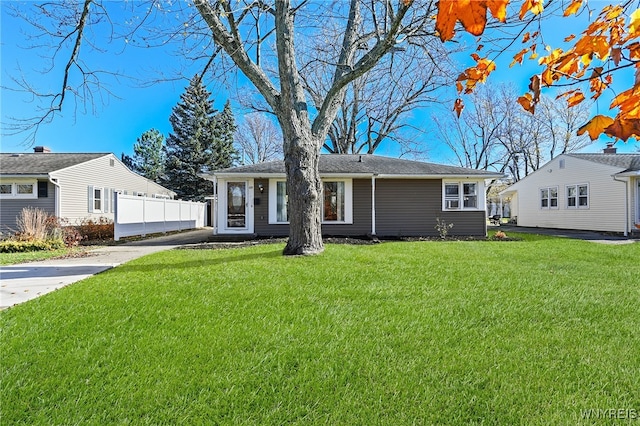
0,228,213,310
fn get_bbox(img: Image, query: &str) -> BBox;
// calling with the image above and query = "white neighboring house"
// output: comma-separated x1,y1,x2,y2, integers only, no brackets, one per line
500,146,640,236
0,147,176,234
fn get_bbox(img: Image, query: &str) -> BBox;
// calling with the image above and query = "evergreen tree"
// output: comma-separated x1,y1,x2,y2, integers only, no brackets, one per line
123,129,165,182
162,75,237,201
213,100,238,168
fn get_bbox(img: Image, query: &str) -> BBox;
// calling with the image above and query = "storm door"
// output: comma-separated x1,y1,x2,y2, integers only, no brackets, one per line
227,181,247,229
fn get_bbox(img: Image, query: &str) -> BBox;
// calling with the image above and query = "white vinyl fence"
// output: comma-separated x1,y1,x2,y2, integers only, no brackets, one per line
114,194,206,241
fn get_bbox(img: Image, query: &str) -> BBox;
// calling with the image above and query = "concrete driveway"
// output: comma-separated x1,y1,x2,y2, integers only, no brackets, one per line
0,228,213,310
498,225,638,245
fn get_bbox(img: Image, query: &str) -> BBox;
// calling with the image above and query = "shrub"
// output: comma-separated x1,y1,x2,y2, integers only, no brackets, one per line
41,216,84,248
0,238,65,253
15,207,50,241
76,217,114,241
435,218,454,239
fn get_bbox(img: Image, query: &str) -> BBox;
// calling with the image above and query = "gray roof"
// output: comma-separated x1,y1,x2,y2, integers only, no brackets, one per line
214,154,502,177
566,153,640,173
0,153,109,175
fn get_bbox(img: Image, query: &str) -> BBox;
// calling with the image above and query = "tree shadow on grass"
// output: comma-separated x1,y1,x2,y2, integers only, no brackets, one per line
116,248,284,273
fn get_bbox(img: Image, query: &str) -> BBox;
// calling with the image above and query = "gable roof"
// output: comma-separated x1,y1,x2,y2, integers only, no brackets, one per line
566,153,640,173
211,154,502,178
0,153,110,175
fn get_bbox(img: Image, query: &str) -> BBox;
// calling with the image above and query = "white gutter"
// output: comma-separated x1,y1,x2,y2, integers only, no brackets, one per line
612,174,629,237
48,175,61,218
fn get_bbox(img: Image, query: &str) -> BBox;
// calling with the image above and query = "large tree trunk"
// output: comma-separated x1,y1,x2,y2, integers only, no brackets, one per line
281,121,324,256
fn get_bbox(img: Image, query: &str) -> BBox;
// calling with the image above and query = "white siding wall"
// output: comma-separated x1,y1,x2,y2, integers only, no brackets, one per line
511,155,629,233
50,154,174,224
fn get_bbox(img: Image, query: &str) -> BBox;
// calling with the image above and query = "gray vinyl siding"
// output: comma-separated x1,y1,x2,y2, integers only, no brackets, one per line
252,178,485,238
0,180,55,235
323,178,371,236
253,179,288,237
375,179,486,237
253,178,372,237
51,154,174,225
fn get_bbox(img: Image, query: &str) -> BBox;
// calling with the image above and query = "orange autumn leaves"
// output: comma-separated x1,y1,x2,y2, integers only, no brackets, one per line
438,1,640,141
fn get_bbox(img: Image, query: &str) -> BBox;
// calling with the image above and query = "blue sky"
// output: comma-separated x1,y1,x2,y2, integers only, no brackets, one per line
1,1,637,163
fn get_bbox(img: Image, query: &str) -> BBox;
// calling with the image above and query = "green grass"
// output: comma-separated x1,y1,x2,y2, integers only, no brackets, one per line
1,235,639,424
0,247,77,265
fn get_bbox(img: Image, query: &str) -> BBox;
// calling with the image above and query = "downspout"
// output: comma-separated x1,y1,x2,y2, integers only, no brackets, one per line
48,175,61,218
371,174,377,237
612,174,629,237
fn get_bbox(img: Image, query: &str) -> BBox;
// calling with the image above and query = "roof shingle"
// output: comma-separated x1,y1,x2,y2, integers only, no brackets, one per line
566,153,640,173
214,154,502,177
0,153,109,175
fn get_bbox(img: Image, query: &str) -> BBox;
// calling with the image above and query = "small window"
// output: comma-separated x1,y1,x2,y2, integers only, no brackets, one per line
567,184,589,209
0,184,12,195
444,183,460,210
443,181,481,210
463,183,477,208
0,182,37,198
94,188,102,211
540,186,558,209
17,184,35,196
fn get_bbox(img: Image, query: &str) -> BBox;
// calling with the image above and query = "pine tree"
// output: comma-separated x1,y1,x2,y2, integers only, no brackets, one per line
162,75,237,201
212,100,238,170
123,129,165,182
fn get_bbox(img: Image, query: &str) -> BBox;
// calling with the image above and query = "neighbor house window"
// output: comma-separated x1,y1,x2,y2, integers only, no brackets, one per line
567,184,589,208
540,187,558,209
443,181,480,210
88,186,104,213
0,181,37,199
269,179,352,224
0,184,12,195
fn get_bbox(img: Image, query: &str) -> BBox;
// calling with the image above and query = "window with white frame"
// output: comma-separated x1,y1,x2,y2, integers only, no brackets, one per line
276,181,288,222
540,186,558,209
0,181,37,198
567,184,588,208
0,184,12,195
443,181,479,210
269,179,352,224
88,186,104,213
323,181,345,221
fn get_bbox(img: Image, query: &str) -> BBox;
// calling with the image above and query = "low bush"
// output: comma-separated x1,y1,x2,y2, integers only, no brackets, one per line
76,217,113,241
0,238,65,253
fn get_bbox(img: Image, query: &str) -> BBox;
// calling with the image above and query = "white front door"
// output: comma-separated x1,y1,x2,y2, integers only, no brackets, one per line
221,180,254,233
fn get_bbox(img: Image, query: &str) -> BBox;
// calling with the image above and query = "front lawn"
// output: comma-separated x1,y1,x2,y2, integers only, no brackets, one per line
0,247,78,265
1,236,638,424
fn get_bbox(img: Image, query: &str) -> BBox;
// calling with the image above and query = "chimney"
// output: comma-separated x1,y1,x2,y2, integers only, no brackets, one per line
33,146,51,153
603,143,617,154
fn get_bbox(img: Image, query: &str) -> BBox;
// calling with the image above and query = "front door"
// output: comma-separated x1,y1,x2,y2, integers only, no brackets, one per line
222,180,253,233
227,181,247,229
